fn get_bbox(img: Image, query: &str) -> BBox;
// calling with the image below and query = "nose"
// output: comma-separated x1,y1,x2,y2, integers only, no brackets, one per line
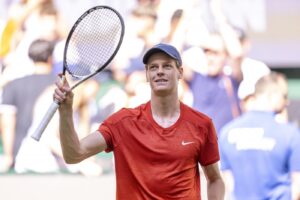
157,66,164,75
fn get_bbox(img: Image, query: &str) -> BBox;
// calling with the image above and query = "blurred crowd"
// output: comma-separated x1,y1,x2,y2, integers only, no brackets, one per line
0,0,299,197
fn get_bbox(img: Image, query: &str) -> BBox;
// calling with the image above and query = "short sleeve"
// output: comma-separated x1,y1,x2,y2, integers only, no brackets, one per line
99,121,114,152
98,107,136,153
98,117,121,153
199,120,220,166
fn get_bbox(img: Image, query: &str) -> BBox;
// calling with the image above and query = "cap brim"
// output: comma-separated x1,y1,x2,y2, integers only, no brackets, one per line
143,48,178,64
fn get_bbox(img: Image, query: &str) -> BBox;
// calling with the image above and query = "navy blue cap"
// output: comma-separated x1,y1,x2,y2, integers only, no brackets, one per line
143,43,182,66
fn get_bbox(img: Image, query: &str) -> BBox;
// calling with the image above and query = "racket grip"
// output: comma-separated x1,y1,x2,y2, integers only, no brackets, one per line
31,101,60,141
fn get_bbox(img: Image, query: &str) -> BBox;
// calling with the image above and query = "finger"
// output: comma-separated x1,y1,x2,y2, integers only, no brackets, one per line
55,79,71,93
55,75,64,88
54,87,66,101
55,82,66,97
58,75,72,90
53,93,64,103
55,80,63,89
60,75,66,85
55,87,66,96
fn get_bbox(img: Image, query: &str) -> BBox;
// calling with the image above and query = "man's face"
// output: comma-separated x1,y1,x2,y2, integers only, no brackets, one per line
145,52,183,96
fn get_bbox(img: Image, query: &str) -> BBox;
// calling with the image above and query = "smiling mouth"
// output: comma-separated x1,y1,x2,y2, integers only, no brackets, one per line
155,79,167,82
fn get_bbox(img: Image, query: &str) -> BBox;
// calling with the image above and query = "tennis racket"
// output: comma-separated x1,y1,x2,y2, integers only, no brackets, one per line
31,5,125,141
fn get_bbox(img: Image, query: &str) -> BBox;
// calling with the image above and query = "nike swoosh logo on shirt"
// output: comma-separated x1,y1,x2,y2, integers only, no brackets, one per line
181,141,195,146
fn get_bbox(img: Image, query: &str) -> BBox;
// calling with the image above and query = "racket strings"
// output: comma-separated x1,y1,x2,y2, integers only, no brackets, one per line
66,8,123,78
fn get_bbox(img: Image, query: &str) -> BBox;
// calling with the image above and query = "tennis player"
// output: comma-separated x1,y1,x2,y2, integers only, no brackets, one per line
54,43,225,199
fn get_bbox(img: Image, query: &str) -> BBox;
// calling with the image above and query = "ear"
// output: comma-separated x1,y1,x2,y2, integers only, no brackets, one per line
145,67,150,82
178,67,183,79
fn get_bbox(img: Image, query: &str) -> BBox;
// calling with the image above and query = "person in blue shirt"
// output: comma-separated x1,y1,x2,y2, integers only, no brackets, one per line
186,34,242,135
219,71,300,200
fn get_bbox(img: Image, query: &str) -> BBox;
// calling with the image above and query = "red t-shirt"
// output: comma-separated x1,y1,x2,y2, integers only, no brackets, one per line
99,101,220,200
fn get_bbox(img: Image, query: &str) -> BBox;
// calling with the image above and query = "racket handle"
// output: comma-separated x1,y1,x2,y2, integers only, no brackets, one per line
31,101,60,141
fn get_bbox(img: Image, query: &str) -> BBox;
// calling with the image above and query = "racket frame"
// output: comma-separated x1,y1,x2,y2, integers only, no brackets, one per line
31,5,125,141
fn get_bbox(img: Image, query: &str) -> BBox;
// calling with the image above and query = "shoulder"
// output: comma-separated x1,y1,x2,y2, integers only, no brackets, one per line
3,77,25,88
2,77,26,94
4,74,54,88
218,114,249,143
104,103,147,125
191,73,207,83
220,114,244,132
181,102,213,127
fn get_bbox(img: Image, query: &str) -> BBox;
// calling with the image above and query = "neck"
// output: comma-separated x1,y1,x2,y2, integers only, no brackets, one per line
34,62,52,74
249,96,274,112
151,93,180,116
150,94,181,128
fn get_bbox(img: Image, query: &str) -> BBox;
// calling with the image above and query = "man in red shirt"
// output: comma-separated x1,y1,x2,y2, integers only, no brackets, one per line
54,43,225,199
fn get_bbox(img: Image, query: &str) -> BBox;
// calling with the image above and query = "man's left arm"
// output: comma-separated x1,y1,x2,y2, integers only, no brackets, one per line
202,162,225,200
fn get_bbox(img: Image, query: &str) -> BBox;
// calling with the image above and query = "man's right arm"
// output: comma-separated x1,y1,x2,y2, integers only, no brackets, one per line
55,77,107,164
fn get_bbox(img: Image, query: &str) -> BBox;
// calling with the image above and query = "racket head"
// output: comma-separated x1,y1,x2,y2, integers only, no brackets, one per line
63,6,125,80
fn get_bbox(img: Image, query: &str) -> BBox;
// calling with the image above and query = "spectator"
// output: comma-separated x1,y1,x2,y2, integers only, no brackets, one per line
0,39,56,172
184,33,242,135
14,85,103,176
223,27,271,113
219,72,300,200
210,2,271,114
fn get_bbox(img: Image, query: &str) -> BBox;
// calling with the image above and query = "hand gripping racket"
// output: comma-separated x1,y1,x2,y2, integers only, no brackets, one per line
31,6,125,141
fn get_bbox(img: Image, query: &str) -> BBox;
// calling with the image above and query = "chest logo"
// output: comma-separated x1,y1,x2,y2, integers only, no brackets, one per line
181,141,195,146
